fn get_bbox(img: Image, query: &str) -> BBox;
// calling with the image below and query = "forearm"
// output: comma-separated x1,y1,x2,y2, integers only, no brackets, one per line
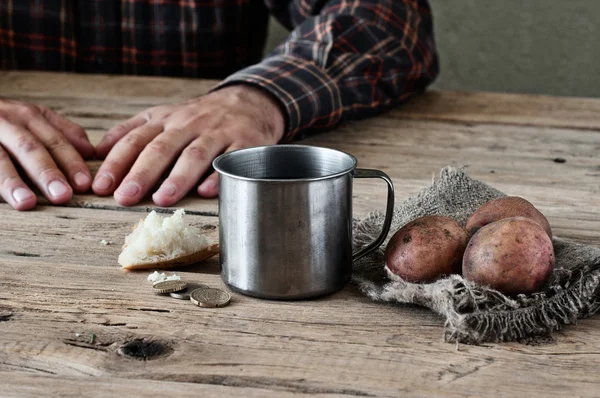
220,0,439,140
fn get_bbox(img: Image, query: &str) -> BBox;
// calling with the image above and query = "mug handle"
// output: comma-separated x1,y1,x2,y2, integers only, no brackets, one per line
352,169,395,261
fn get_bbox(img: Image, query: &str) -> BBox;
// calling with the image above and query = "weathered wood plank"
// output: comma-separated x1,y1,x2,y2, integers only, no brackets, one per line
3,72,600,130
20,115,600,226
0,71,218,100
0,205,219,267
304,119,600,244
1,71,600,397
2,72,598,225
306,118,600,188
0,373,346,398
1,256,600,397
398,91,600,130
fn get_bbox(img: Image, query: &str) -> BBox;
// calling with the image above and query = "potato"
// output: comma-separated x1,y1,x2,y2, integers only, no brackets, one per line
384,216,469,283
462,217,555,295
465,196,552,238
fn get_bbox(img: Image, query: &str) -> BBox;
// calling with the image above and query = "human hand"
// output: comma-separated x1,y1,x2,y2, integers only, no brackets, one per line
0,99,94,210
93,85,285,207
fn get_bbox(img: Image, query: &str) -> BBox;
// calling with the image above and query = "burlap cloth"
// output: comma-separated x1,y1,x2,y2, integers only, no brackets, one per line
352,167,600,344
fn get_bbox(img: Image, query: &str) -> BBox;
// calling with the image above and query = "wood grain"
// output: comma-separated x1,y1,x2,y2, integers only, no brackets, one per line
2,250,600,397
0,205,219,268
0,373,347,398
0,72,599,397
395,91,600,130
3,72,600,129
0,71,218,100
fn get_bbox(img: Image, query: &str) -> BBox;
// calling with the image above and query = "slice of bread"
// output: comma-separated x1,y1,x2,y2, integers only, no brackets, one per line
118,209,219,270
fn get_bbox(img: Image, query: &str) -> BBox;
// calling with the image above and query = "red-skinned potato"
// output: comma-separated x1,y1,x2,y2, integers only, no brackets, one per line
384,216,469,283
465,196,552,238
462,217,555,296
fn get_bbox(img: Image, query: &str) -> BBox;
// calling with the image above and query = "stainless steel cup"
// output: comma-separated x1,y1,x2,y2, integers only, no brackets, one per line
213,145,394,299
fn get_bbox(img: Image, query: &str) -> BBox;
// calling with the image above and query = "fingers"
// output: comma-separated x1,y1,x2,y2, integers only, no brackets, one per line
197,170,219,198
95,115,147,159
0,121,72,204
114,128,196,206
151,136,228,207
27,116,92,193
0,145,37,210
92,123,163,196
196,145,245,198
39,106,94,159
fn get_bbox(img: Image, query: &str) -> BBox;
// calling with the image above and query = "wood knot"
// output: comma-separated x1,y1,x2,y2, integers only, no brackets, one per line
117,339,172,360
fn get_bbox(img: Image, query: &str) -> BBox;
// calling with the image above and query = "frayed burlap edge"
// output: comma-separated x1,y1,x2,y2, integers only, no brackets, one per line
352,167,600,344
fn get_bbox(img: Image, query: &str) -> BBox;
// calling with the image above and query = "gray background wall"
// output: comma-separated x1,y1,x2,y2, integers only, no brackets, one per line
265,0,599,98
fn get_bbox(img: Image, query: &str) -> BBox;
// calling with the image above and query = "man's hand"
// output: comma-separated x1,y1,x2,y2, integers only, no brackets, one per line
0,100,94,210
93,85,285,207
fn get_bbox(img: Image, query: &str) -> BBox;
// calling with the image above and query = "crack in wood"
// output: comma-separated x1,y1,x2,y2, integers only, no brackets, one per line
63,340,110,352
388,113,600,132
148,374,377,396
0,362,57,375
437,357,495,383
70,202,218,217
235,329,399,348
55,215,78,220
62,111,131,120
126,308,171,313
0,309,13,321
3,251,41,258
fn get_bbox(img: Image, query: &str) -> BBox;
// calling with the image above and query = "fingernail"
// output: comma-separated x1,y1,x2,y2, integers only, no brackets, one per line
199,179,216,195
48,180,69,198
93,174,113,191
12,187,34,203
157,183,176,197
116,181,140,197
74,172,90,187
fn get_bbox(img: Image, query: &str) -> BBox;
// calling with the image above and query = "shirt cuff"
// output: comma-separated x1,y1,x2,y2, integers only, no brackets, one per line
215,55,343,141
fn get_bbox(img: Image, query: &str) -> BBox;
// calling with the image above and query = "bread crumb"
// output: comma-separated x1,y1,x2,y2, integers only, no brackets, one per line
100,239,113,246
147,271,181,284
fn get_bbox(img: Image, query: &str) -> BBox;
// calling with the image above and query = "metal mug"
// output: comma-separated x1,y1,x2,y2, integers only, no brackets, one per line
213,145,394,299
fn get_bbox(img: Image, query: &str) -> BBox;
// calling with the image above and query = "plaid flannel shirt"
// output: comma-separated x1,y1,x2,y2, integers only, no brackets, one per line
0,0,438,140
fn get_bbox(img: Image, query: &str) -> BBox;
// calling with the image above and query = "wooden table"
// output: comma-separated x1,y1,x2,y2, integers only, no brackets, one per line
1,72,599,397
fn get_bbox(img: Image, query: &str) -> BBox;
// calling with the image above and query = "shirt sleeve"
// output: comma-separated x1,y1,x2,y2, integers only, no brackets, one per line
218,0,439,141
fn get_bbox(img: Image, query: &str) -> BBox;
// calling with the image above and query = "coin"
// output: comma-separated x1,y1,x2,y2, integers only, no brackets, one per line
152,280,187,294
190,287,231,308
169,283,210,300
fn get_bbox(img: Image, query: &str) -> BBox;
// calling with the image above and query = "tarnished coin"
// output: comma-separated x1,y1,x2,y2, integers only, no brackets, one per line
152,280,187,294
190,287,231,308
169,283,210,300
